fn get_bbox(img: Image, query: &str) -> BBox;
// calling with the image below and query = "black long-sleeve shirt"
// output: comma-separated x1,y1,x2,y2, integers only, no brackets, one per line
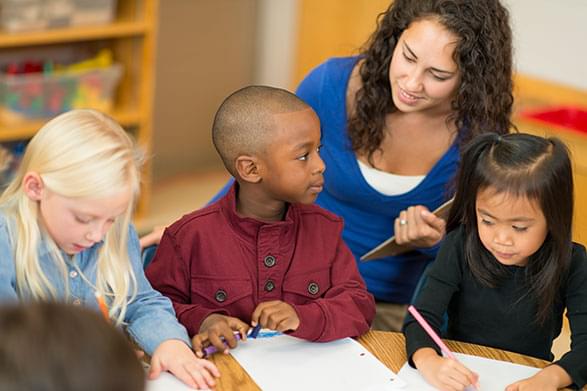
404,226,587,389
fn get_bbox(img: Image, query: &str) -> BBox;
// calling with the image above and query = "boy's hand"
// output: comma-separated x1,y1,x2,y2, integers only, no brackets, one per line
192,314,249,357
149,339,220,390
251,300,300,332
413,348,478,391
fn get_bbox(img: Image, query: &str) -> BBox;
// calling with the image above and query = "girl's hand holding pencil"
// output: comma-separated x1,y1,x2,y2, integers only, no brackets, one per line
413,348,479,391
409,305,480,391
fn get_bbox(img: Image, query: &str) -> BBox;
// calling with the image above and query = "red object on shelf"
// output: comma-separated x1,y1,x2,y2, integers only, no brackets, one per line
520,106,587,135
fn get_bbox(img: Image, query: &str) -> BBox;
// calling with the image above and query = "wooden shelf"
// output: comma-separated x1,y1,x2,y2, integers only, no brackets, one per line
0,0,158,215
0,21,149,48
0,107,142,141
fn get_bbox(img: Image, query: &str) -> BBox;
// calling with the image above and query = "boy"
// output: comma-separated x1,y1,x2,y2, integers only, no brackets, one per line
146,86,375,355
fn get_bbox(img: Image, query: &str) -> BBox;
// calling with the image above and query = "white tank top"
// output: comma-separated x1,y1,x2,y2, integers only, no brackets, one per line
357,159,425,196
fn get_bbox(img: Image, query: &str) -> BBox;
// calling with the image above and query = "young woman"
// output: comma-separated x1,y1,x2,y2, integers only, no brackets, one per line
295,0,515,330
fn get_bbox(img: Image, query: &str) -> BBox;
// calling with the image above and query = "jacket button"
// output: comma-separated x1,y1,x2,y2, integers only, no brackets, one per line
264,280,275,292
263,255,276,268
308,282,319,295
214,289,227,303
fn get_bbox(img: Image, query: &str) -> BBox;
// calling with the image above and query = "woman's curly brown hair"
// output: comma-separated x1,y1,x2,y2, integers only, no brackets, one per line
349,0,514,162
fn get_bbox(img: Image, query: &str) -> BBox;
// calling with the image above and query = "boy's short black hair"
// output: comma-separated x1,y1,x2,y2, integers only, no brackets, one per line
0,302,145,391
212,85,310,177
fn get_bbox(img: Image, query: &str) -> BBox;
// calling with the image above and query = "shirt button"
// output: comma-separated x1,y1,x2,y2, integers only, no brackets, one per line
214,289,227,303
69,270,78,278
308,282,320,295
264,280,275,292
72,299,81,305
263,255,276,268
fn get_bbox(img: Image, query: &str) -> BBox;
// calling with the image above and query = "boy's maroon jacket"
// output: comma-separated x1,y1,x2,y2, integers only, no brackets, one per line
146,184,375,342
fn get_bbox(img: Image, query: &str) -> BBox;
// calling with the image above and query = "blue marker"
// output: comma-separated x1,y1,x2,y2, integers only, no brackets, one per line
249,324,262,339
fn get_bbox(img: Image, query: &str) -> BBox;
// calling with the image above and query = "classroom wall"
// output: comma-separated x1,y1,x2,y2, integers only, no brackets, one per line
292,0,390,88
152,0,257,181
254,0,298,88
503,0,587,90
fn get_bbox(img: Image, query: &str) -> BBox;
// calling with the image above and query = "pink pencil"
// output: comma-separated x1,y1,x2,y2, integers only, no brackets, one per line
408,305,479,390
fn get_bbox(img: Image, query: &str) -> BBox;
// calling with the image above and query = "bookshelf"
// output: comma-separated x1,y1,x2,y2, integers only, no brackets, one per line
0,0,159,216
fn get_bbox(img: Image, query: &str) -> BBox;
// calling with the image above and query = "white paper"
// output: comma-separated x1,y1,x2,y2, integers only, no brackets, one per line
146,371,210,391
230,333,406,391
397,352,540,390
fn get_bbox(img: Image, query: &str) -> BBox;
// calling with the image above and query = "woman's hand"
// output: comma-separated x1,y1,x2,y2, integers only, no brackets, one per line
413,348,478,391
192,314,249,357
394,206,446,249
149,339,220,389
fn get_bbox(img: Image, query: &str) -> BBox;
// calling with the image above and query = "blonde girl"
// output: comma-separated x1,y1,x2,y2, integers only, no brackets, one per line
0,109,219,389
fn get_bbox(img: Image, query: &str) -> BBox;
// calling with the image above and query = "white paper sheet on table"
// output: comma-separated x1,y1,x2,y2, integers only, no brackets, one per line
397,352,540,390
145,371,210,391
230,332,406,391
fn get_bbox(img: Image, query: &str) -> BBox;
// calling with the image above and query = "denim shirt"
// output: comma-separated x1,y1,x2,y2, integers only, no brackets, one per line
0,213,190,355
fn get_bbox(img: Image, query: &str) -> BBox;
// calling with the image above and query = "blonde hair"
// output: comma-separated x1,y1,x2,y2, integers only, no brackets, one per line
0,109,143,325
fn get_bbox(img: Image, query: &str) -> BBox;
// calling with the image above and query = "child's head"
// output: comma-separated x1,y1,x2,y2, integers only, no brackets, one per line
212,85,325,205
4,109,141,253
448,132,573,322
0,109,143,323
0,302,144,391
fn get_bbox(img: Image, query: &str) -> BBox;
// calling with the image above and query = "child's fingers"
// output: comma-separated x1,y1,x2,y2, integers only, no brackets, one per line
227,317,250,340
170,365,199,390
251,300,279,326
276,315,296,332
184,361,218,390
222,329,240,349
148,357,163,380
208,331,230,353
191,333,208,357
505,382,520,391
444,370,472,390
451,360,479,389
200,359,221,378
442,375,469,391
258,305,282,329
236,323,250,341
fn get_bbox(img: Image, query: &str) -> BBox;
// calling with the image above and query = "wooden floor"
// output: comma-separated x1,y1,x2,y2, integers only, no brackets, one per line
139,170,571,360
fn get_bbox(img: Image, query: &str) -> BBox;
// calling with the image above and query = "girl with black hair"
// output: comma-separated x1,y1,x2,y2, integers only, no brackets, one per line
404,133,587,390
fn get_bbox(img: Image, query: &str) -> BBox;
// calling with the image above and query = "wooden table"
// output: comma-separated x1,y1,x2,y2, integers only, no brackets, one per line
208,330,558,390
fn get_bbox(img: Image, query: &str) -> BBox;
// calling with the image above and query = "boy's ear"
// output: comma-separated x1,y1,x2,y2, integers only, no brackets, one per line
235,155,262,184
22,172,45,201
